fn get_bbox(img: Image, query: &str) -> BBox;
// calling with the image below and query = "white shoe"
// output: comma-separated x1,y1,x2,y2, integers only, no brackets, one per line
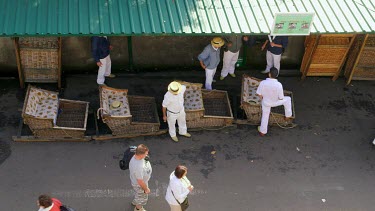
171,136,179,142
105,74,116,78
261,70,269,74
181,133,191,138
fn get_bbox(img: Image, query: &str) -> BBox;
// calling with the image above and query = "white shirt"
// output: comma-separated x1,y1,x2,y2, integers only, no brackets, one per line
256,78,284,107
38,203,53,211
162,85,186,113
165,171,191,205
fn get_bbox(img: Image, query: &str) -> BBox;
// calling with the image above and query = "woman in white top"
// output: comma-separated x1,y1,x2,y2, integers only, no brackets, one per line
165,165,194,211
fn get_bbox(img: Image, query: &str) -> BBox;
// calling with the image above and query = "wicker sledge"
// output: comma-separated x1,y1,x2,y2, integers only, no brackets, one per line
98,86,160,136
14,37,62,88
21,86,89,139
181,81,233,129
240,75,295,126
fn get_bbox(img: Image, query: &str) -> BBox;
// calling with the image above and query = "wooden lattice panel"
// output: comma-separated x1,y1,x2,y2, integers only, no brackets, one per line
301,34,354,79
345,34,375,84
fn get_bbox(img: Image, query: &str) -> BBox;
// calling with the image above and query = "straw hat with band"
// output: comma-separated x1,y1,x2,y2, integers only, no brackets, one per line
168,81,182,95
211,37,224,48
110,101,122,110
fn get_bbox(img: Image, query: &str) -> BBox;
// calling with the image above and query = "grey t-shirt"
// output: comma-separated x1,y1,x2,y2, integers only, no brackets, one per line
129,156,152,186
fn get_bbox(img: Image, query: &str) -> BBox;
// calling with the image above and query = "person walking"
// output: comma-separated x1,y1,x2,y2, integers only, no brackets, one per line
129,144,152,211
256,67,292,136
162,81,191,142
37,194,62,211
220,35,246,80
165,165,194,211
91,36,115,85
198,37,224,90
261,36,288,75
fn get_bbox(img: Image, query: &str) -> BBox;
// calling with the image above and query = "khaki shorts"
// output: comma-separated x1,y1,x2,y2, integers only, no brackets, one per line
132,185,148,206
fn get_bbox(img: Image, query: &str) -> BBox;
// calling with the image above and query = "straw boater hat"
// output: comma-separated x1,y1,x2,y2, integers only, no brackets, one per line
168,81,182,95
211,37,224,48
110,101,122,110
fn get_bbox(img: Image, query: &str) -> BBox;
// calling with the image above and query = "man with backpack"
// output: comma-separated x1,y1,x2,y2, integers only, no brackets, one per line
129,144,152,211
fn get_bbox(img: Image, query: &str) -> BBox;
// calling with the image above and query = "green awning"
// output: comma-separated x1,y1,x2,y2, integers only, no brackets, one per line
0,0,374,36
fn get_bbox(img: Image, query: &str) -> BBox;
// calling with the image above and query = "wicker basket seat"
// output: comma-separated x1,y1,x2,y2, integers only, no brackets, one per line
100,86,131,117
99,86,160,136
24,86,59,124
241,75,295,125
179,81,205,121
22,86,89,138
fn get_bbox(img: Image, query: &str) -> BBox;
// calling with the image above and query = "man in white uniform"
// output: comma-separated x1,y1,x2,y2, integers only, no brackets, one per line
256,67,292,136
162,81,191,142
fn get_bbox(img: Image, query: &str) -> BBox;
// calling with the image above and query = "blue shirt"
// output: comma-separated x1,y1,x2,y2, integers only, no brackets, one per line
91,36,111,62
197,44,221,69
267,36,288,55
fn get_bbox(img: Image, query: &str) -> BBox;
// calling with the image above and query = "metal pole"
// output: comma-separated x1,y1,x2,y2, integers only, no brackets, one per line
127,36,134,71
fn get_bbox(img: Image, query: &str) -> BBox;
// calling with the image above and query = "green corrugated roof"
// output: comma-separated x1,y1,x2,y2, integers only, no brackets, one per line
0,0,374,36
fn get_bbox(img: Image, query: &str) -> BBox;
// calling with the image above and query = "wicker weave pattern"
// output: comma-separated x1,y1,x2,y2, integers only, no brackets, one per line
110,124,160,135
16,37,60,84
33,129,85,138
24,117,54,130
187,90,233,129
128,96,158,123
187,118,232,128
185,110,205,121
56,100,88,128
19,37,59,49
202,90,232,117
20,49,59,69
23,68,59,81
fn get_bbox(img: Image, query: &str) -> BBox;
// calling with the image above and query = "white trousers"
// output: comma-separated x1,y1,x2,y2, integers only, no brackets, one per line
221,51,239,77
259,96,292,134
205,67,217,90
265,50,281,73
97,55,112,84
167,111,187,137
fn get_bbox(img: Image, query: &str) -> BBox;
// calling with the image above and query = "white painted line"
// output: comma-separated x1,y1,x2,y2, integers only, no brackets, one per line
52,180,207,198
